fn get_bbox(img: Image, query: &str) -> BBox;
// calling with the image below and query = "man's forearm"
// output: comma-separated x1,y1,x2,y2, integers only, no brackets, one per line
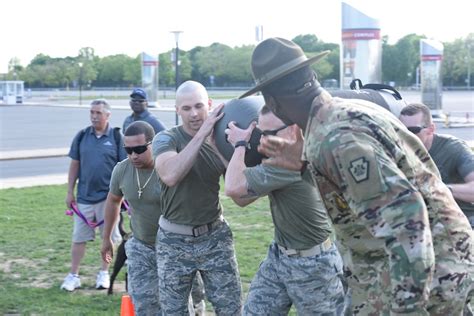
103,193,122,240
449,182,474,203
67,160,80,193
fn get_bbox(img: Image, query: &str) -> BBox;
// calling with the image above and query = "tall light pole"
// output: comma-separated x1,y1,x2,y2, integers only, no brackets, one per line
467,44,471,90
78,62,83,105
171,31,183,125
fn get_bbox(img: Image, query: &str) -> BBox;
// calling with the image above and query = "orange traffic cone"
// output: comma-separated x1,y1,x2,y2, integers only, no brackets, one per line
120,294,135,316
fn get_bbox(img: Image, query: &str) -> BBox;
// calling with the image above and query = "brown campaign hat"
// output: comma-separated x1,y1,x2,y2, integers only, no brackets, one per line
240,37,329,99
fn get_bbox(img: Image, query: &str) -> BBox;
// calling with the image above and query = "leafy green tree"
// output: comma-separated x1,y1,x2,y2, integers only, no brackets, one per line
159,51,174,87
225,45,254,86
193,43,233,86
292,34,339,81
442,33,473,86
382,34,424,86
10,33,474,89
123,55,141,86
95,54,138,87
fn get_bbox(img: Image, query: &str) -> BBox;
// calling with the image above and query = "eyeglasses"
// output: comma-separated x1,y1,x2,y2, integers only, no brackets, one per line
259,125,288,136
131,99,146,103
406,126,427,134
124,142,152,155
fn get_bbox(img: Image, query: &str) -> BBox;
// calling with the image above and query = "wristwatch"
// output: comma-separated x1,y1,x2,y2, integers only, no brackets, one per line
234,140,249,149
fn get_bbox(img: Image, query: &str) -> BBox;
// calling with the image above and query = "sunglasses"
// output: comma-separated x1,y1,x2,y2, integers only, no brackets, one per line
124,142,152,155
259,125,288,136
131,99,146,103
406,126,427,134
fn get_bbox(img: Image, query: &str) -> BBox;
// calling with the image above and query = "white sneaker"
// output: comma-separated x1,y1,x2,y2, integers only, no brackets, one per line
60,273,81,292
96,270,110,289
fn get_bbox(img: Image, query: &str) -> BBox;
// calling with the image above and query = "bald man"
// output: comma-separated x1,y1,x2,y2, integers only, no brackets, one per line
153,81,242,315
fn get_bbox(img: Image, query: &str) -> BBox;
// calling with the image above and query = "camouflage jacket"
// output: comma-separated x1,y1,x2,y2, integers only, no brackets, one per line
303,93,473,314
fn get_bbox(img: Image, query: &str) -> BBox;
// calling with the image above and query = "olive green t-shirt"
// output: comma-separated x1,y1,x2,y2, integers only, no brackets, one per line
109,158,161,246
152,126,225,226
429,133,474,217
244,164,332,250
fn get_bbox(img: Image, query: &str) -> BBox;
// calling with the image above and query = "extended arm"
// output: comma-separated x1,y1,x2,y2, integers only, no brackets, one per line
224,121,259,206
155,104,224,186
65,159,80,208
101,192,123,263
449,171,474,202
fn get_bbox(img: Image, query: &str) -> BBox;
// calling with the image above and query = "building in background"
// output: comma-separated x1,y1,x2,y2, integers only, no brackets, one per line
141,52,159,107
341,2,382,89
420,39,444,117
0,80,24,104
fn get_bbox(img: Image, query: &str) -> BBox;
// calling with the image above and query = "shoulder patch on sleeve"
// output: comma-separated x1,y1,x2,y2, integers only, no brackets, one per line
348,157,370,183
333,139,387,203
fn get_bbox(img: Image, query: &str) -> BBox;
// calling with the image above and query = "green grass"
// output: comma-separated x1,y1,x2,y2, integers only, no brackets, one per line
0,185,274,315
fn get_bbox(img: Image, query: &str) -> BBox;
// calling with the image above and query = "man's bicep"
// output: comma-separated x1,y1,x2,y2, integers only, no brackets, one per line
108,191,123,204
155,151,178,175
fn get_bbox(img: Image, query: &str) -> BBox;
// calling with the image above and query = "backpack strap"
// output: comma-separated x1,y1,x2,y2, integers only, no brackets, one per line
76,127,89,160
361,84,402,100
113,127,122,162
349,78,402,101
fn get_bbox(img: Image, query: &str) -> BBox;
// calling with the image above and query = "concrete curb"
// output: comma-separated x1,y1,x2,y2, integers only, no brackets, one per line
16,102,178,112
0,173,67,189
0,148,69,161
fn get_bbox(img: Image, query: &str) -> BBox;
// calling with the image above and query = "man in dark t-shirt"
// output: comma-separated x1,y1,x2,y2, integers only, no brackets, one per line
224,106,347,315
153,80,242,315
400,103,474,226
123,88,166,135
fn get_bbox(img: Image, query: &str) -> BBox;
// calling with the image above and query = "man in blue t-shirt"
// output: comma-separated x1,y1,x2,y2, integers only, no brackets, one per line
61,99,126,292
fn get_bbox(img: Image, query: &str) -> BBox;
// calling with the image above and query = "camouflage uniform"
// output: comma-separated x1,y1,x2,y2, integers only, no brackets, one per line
302,93,474,315
156,219,241,315
125,237,161,315
243,242,346,315
241,164,347,315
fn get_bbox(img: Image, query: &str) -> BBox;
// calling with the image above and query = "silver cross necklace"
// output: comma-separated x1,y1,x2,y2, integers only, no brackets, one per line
135,168,155,199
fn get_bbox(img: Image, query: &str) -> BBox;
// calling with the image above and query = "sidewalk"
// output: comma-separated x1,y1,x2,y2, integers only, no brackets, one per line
0,173,67,189
1,98,473,190
0,148,69,161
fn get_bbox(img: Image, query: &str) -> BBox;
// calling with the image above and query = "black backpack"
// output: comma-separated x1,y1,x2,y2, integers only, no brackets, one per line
330,79,407,117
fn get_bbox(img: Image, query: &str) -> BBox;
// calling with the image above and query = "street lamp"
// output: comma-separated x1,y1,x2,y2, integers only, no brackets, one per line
467,44,471,90
171,30,183,125
78,62,83,105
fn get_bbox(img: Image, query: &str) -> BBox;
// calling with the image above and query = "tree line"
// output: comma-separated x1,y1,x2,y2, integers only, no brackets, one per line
5,33,473,89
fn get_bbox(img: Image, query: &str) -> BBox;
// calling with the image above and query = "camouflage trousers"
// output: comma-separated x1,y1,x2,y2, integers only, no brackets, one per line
125,237,161,316
243,241,347,315
156,220,242,315
345,249,474,315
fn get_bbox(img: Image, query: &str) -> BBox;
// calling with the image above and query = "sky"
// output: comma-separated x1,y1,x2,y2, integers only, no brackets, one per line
1,0,472,73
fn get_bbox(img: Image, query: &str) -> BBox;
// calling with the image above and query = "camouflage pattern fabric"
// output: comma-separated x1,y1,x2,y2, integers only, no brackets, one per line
243,242,346,315
302,93,474,315
156,220,242,315
125,237,161,315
